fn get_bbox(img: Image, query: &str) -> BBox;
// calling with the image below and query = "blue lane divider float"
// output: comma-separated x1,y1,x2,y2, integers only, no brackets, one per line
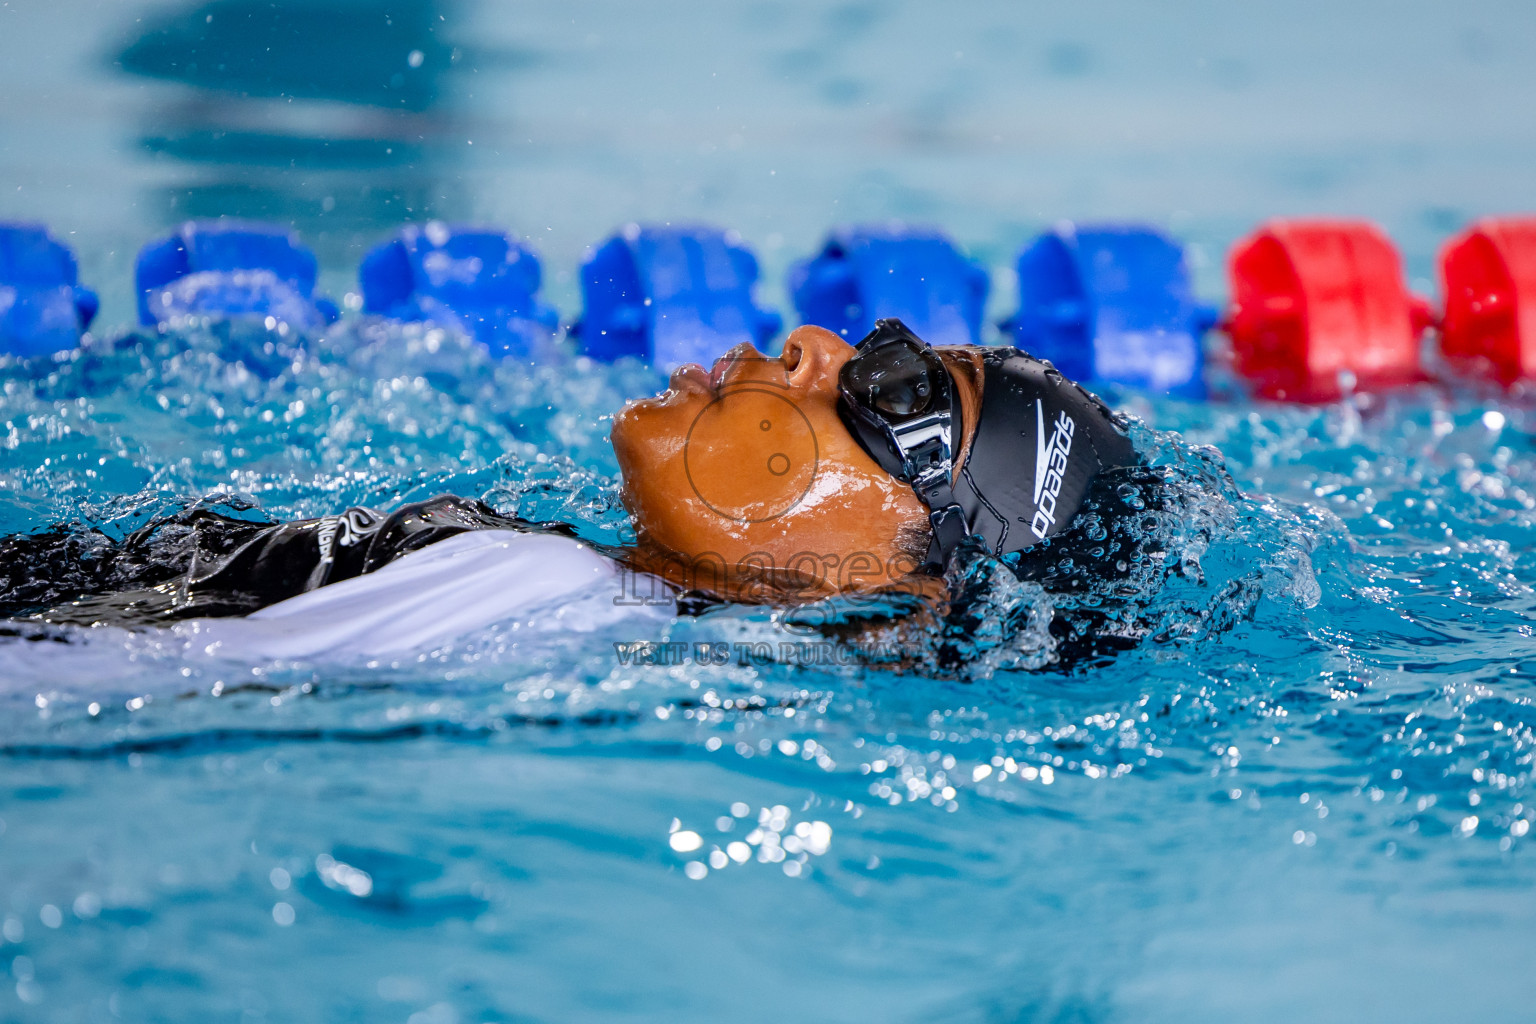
789,225,990,346
359,222,559,358
1003,223,1218,398
0,223,99,358
573,223,781,368
135,220,338,332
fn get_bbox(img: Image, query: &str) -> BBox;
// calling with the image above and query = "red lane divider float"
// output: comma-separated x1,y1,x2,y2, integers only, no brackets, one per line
1439,217,1536,385
1225,218,1434,402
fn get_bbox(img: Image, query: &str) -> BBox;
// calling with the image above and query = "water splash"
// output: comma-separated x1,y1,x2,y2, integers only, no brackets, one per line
0,323,1534,1022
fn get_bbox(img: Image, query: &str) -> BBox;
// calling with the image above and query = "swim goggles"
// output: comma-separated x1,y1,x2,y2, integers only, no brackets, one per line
836,318,969,569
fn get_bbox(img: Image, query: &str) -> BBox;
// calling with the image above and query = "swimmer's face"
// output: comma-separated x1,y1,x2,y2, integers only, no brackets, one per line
611,326,934,600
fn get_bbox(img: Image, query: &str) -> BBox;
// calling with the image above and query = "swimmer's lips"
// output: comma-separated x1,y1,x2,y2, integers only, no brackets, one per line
636,350,752,407
671,361,716,399
612,361,715,426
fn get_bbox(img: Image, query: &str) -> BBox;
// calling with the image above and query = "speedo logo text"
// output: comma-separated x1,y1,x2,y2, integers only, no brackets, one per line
1031,400,1076,539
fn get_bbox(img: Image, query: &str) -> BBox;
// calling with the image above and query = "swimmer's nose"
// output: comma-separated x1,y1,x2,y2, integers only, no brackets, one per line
781,325,854,389
781,335,806,375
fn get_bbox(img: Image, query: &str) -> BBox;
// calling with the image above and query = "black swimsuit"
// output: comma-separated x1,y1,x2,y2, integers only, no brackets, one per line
0,495,562,627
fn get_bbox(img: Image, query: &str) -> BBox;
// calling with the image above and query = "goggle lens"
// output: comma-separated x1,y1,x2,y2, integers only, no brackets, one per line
841,338,945,417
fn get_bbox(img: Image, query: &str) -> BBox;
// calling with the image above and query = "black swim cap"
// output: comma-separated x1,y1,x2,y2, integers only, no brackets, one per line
954,348,1137,559
838,319,1138,568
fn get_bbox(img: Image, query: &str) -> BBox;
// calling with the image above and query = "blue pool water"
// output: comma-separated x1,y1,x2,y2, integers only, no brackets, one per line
5,2,1536,1021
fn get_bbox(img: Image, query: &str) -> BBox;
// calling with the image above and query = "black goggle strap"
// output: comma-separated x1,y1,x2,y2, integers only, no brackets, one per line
913,460,966,573
922,490,967,571
845,318,971,572
875,370,969,572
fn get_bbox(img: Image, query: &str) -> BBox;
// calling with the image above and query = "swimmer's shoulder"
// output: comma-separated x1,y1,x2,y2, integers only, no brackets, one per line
211,527,673,658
